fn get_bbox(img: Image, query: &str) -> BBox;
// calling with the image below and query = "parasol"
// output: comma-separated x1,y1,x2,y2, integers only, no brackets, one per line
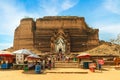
0,51,14,57
12,49,33,55
27,54,40,59
77,53,90,58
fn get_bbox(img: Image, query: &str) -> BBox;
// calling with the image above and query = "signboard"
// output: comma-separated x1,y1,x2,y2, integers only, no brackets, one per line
16,54,24,64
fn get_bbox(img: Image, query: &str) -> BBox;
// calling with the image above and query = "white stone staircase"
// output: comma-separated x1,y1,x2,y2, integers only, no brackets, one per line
55,61,79,68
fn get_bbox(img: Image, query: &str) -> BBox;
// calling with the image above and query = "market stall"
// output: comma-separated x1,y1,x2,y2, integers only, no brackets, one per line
12,49,34,69
77,52,92,69
0,50,14,69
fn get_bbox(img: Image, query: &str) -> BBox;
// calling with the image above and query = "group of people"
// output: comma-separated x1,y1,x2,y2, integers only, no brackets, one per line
24,56,55,72
89,58,104,72
29,53,73,71
54,53,70,62
0,57,14,69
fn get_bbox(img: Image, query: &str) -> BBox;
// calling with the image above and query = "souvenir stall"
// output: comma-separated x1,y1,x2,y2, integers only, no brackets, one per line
26,54,41,72
12,49,33,69
0,51,14,69
77,52,93,69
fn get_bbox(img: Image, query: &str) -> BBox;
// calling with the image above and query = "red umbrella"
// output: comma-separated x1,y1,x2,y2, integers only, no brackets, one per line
77,53,90,58
0,51,14,57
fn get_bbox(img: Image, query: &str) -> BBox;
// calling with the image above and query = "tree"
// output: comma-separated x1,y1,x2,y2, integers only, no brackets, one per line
110,33,120,56
116,33,120,44
110,33,120,45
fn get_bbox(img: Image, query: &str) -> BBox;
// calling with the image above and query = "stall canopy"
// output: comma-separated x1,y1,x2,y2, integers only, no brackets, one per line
27,54,40,59
0,51,14,57
77,53,90,58
12,49,33,55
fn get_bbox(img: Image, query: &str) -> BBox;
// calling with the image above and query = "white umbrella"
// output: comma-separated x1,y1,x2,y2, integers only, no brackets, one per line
12,49,33,55
27,54,40,59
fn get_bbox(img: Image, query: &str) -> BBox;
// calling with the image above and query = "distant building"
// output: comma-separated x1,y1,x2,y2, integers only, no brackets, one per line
13,16,99,54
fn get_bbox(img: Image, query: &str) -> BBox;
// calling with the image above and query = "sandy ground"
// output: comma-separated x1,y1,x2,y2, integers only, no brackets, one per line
0,67,120,80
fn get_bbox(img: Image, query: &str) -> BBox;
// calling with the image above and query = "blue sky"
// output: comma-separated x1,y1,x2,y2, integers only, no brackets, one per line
0,0,120,50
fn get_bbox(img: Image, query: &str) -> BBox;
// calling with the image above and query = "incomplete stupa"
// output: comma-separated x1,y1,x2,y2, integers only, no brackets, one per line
13,16,99,54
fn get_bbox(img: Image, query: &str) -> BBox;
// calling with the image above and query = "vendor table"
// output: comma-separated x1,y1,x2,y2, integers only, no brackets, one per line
13,64,28,70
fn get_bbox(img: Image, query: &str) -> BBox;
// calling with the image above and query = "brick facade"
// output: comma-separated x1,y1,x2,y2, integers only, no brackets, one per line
13,16,99,54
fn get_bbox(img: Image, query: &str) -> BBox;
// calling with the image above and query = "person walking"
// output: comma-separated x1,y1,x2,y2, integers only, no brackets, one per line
42,60,45,70
97,58,104,72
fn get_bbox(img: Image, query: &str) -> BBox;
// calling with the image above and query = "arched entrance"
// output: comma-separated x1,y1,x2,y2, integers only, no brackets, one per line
55,37,66,53
50,27,70,54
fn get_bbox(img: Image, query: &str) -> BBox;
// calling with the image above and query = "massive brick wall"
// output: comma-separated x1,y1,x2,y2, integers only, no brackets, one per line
34,16,99,52
13,18,35,50
13,16,99,53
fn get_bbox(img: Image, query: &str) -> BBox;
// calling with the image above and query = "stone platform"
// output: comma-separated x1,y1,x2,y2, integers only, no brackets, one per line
23,68,88,74
45,68,88,74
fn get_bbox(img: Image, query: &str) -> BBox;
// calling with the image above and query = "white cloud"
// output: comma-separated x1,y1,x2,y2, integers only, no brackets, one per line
91,22,120,41
90,0,120,41
103,0,120,14
92,21,120,34
0,43,13,50
0,1,43,35
0,1,25,35
39,0,79,15
62,0,78,10
100,24,120,40
93,0,120,17
100,24,120,34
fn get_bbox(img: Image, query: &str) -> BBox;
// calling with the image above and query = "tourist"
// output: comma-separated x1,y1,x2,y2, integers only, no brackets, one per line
51,58,55,68
97,58,104,72
42,59,45,70
56,54,59,61
61,54,65,61
66,56,69,62
28,62,35,70
35,62,41,74
48,57,51,69
24,58,28,64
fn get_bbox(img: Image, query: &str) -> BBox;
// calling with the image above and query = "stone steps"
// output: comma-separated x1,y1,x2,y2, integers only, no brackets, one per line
55,62,79,68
